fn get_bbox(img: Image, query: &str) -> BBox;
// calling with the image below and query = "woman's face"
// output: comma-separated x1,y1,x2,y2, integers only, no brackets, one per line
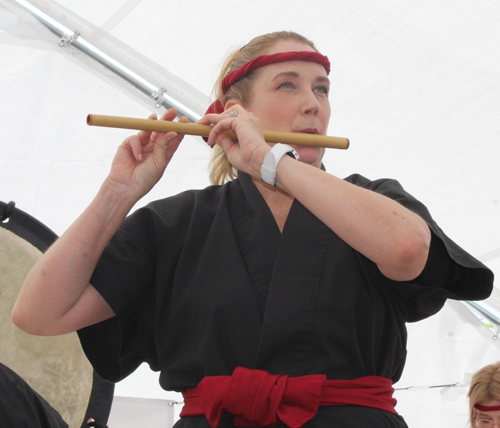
242,40,331,168
475,400,500,427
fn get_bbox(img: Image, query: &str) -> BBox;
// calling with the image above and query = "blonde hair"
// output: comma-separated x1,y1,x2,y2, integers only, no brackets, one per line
208,31,318,185
468,362,500,427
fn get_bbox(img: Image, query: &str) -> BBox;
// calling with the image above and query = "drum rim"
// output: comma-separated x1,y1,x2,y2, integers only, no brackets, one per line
1,200,114,427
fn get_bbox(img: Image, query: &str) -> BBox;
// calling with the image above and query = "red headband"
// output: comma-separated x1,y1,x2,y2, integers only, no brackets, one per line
475,404,500,411
206,51,331,115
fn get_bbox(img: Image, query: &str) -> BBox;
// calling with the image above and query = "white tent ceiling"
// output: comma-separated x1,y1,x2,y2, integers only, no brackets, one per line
1,0,499,427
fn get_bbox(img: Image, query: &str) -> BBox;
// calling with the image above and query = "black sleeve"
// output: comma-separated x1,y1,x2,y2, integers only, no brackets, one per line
77,186,219,383
346,174,494,322
77,206,160,382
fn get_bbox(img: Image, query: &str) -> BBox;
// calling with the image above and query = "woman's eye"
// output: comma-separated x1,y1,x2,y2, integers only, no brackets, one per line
278,82,294,89
315,86,329,95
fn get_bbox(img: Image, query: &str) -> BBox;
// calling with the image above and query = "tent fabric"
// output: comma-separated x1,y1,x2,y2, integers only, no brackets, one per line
1,0,499,427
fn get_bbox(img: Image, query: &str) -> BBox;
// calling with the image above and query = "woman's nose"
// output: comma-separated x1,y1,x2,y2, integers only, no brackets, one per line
302,90,320,115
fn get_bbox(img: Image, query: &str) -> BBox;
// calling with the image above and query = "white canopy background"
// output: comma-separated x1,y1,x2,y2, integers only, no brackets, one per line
1,0,499,427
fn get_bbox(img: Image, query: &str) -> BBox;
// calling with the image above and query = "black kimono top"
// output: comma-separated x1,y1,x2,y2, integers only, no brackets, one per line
78,172,493,428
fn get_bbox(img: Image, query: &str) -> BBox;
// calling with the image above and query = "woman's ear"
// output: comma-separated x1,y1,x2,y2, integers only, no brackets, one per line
224,99,243,111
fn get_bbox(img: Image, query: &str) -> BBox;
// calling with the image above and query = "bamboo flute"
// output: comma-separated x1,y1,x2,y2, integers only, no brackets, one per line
87,114,350,150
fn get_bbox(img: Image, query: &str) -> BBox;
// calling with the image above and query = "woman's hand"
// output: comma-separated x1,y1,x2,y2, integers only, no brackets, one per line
198,105,270,178
106,108,188,200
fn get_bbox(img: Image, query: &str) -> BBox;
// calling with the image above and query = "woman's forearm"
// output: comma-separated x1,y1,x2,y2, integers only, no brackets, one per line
276,156,431,281
12,181,136,335
12,108,187,335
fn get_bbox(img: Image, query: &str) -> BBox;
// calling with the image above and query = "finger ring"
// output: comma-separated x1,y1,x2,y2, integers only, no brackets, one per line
230,110,238,118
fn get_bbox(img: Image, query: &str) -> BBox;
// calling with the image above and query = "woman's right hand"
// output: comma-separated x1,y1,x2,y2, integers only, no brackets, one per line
106,108,188,200
198,104,271,180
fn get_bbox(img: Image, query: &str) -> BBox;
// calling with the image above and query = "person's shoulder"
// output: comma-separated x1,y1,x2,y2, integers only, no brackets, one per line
119,183,232,235
344,173,403,191
144,181,234,218
344,173,370,185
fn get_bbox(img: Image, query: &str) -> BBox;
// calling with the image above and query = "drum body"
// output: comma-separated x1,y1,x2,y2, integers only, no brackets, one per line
0,201,114,428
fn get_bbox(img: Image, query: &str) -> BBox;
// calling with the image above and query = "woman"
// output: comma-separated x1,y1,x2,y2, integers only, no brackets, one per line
12,31,493,427
468,362,500,428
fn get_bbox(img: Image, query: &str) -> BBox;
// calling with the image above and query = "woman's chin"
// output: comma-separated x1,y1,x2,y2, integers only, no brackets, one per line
295,146,325,168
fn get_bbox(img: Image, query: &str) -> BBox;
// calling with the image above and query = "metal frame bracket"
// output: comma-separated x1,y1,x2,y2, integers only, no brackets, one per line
59,31,80,47
151,87,167,109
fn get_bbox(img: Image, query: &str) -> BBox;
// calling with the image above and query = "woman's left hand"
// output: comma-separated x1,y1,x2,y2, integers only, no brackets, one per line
197,105,271,178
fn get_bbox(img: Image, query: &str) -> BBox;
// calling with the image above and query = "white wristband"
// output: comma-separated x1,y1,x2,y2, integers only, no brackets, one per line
260,143,300,187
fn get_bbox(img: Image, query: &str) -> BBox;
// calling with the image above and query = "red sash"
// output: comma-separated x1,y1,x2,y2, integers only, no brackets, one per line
180,367,397,428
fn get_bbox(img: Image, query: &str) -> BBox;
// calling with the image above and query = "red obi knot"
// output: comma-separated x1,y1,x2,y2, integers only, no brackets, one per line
180,368,397,428
197,367,325,428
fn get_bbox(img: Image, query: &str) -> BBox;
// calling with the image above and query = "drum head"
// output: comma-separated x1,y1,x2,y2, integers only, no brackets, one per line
0,201,114,428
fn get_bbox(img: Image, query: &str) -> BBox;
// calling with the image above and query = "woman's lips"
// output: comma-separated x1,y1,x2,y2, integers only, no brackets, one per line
295,128,319,134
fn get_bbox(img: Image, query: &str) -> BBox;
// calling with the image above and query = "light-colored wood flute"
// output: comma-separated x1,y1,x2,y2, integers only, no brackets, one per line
87,114,350,150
